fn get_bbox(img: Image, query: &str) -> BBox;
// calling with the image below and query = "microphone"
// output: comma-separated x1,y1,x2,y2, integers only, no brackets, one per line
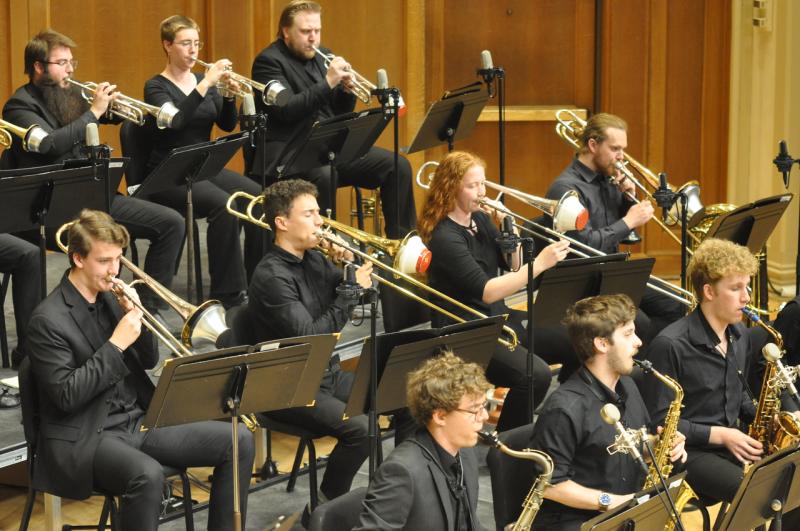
477,50,496,96
85,122,100,148
239,93,257,130
601,403,649,474
652,172,677,222
376,69,389,91
495,215,520,265
774,140,794,189
82,122,104,181
763,343,800,403
336,263,364,300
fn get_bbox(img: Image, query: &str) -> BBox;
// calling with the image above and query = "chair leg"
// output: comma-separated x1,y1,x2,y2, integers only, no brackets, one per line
354,188,365,231
260,429,279,479
286,438,306,492
1,273,10,368
307,439,319,511
18,487,36,531
192,221,203,302
713,502,729,530
179,472,195,531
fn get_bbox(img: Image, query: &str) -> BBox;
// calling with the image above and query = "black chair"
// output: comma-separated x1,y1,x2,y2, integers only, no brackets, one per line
307,486,367,531
119,120,203,301
18,357,195,531
485,424,540,531
1,272,10,368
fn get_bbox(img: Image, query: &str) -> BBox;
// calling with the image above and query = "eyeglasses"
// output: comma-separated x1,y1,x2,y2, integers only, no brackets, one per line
43,59,78,68
173,40,204,50
454,402,489,422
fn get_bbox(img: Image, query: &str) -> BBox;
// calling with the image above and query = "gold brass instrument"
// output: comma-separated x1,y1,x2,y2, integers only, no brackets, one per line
55,221,260,431
743,306,800,455
66,78,178,129
635,360,698,531
312,46,375,104
479,430,553,530
554,108,703,248
0,118,49,152
226,192,520,350
192,58,287,105
415,162,696,309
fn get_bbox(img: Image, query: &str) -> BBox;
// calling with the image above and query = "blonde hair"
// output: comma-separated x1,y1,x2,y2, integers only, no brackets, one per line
160,15,199,44
67,209,129,267
688,238,758,302
577,113,627,154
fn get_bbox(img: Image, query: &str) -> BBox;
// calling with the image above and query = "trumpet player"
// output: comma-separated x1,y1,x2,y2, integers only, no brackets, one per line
143,15,265,302
2,29,185,319
530,294,686,531
546,113,684,345
418,151,569,431
249,0,416,239
25,209,253,531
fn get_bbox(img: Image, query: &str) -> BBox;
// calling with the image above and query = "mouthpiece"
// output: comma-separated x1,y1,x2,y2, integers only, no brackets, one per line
633,359,653,373
478,430,500,447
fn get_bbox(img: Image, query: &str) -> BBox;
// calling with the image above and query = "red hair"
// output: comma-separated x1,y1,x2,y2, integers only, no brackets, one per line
417,151,486,243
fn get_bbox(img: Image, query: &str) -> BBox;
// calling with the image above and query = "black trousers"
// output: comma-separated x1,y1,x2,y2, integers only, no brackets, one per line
0,234,41,355
142,169,264,299
285,146,416,239
93,417,254,531
264,363,369,500
109,195,184,310
683,446,743,503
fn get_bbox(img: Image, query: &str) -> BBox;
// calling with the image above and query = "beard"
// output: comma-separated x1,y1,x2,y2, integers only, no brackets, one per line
37,74,91,127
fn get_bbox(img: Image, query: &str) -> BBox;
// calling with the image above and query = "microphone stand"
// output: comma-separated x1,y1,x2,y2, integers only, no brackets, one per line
642,439,687,531
242,110,270,249
478,65,506,189
373,85,402,237
653,175,688,290
83,142,112,212
773,142,800,295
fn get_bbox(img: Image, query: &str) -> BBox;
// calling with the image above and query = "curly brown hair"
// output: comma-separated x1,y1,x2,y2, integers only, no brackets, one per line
417,151,486,243
406,351,491,425
688,238,758,302
562,294,638,364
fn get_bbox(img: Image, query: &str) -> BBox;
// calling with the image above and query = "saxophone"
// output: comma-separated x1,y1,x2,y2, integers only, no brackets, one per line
635,359,698,531
743,307,800,455
479,430,553,531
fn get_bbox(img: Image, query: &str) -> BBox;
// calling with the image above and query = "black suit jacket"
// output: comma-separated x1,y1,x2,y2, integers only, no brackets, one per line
0,83,106,169
249,39,356,174
354,429,487,531
26,272,158,499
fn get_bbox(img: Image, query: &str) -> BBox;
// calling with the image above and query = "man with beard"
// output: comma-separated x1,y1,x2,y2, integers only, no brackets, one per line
529,294,686,531
249,0,416,240
2,30,184,319
545,113,685,360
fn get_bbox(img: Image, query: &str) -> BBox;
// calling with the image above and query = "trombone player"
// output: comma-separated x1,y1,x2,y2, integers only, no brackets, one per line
249,0,416,239
25,209,253,531
1,29,185,320
546,112,684,347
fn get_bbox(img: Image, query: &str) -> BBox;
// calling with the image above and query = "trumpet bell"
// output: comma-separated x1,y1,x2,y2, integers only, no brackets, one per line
393,233,432,275
182,300,229,348
155,102,180,129
553,190,589,232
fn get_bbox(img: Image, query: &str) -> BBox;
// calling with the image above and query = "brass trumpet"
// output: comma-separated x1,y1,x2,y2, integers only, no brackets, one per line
192,58,286,105
0,118,49,152
554,108,703,247
66,78,179,129
226,192,520,349
312,46,375,104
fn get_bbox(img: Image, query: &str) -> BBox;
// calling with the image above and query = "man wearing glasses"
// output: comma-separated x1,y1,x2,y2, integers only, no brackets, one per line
354,352,492,531
2,30,184,320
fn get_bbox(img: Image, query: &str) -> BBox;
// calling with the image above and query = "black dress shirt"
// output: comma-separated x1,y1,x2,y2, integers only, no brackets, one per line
642,308,757,447
427,212,509,327
775,296,800,365
143,73,237,172
247,245,355,342
430,431,472,531
531,367,650,525
546,157,635,253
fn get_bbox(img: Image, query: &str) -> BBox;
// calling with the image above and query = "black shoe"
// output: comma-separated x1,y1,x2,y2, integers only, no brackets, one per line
11,347,24,370
0,387,20,409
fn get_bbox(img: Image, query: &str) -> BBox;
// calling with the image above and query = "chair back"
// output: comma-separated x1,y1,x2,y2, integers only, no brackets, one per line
308,487,367,531
119,119,155,187
486,424,539,531
18,357,39,447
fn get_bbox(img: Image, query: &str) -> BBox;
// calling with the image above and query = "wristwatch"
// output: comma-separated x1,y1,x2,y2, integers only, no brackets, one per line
598,492,612,512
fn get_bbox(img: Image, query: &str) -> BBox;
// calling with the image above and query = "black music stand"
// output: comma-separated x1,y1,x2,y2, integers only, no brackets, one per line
716,447,800,531
0,160,121,294
268,108,390,219
703,193,793,310
344,316,503,478
405,82,489,154
580,473,690,531
142,340,333,531
132,132,249,302
533,255,653,327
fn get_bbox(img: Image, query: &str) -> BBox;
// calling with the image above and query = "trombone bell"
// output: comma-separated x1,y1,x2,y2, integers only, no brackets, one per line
394,234,432,275
552,190,590,233
183,299,230,348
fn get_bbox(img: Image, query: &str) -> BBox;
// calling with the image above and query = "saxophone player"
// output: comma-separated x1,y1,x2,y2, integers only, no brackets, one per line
530,294,686,531
642,238,761,504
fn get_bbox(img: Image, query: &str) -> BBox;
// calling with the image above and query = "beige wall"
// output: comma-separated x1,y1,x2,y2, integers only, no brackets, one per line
729,0,799,294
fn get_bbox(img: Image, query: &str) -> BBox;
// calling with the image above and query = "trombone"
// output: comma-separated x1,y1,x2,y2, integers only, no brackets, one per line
0,118,49,152
226,192,520,350
66,78,179,129
416,162,696,309
312,46,375,104
554,108,703,247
